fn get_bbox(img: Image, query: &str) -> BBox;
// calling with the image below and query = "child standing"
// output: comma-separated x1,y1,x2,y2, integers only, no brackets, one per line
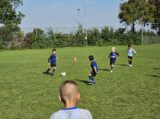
108,47,119,73
50,80,93,119
88,55,98,85
43,48,57,76
128,44,136,67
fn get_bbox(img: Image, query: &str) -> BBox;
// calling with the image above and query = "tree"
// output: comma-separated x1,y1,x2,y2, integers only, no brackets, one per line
119,0,155,33
75,24,85,46
47,27,55,36
0,0,24,31
138,0,155,26
149,0,160,35
33,28,44,36
26,28,44,42
101,26,110,42
87,28,101,45
119,0,139,33
0,26,14,41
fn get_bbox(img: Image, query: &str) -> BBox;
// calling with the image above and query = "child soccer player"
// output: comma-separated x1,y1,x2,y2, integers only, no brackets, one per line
88,55,98,85
108,47,119,73
128,44,137,67
43,48,57,76
50,80,93,119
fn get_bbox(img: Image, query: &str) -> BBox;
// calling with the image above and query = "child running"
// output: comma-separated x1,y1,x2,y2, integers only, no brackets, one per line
43,48,57,76
88,55,98,85
128,44,137,67
108,47,119,73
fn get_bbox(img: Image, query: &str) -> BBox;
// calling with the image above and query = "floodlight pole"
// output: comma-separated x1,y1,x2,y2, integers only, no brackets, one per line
77,8,80,26
140,21,144,45
84,0,88,46
141,26,144,45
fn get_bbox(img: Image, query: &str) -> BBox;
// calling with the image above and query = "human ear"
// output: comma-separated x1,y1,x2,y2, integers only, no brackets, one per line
77,93,80,101
58,95,62,102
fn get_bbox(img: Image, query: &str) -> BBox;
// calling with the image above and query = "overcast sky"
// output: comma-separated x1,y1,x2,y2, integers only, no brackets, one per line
19,0,124,32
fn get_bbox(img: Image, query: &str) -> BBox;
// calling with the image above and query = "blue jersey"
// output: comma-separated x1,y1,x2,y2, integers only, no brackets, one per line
48,53,56,64
109,52,119,61
91,61,98,73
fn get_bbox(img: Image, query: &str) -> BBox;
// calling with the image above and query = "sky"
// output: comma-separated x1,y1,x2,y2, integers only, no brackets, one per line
18,0,125,32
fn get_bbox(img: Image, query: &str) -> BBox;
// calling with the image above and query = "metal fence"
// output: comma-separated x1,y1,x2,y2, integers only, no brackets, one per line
142,36,160,45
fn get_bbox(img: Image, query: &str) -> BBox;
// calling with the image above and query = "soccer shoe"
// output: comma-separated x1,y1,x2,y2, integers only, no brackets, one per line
112,65,115,67
88,82,95,85
43,71,49,74
92,80,96,84
129,65,133,67
87,80,92,85
51,73,54,76
87,80,94,85
88,80,96,85
87,80,92,83
110,70,113,73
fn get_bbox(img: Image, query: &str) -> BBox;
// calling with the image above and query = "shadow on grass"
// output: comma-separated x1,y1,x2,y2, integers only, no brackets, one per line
146,74,160,78
99,68,110,72
153,68,160,70
75,79,91,85
42,72,53,76
116,64,128,67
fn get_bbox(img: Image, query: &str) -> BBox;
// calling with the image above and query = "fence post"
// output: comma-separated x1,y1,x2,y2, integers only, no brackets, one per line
141,27,144,45
85,29,88,46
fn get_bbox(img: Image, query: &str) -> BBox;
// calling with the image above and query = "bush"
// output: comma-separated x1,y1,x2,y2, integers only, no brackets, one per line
1,26,159,49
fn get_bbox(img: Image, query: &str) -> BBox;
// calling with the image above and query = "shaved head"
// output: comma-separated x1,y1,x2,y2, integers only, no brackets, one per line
60,80,79,102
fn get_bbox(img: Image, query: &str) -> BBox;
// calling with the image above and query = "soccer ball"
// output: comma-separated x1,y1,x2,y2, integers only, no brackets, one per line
61,72,66,76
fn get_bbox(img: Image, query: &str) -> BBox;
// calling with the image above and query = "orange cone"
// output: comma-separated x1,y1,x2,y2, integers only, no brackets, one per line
73,56,77,63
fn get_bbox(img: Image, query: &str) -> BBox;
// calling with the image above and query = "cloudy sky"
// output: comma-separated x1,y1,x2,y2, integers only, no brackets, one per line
19,0,124,32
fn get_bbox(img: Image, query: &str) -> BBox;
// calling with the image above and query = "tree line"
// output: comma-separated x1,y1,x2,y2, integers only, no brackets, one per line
0,0,160,49
1,25,157,49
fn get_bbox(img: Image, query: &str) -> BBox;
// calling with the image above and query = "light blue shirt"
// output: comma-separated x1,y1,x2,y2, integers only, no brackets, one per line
128,48,136,57
50,107,93,119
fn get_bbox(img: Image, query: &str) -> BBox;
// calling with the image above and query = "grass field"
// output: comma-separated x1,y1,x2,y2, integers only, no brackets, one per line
0,44,160,119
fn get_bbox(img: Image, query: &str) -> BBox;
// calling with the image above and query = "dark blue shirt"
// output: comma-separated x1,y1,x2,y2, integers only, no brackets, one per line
109,52,119,61
91,61,98,73
48,53,56,64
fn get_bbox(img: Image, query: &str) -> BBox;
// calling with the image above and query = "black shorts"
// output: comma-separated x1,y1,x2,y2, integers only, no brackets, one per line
110,60,116,65
128,56,132,60
90,71,97,77
51,63,56,67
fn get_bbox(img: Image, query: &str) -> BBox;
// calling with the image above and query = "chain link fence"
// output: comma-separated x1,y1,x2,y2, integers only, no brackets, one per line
142,35,160,45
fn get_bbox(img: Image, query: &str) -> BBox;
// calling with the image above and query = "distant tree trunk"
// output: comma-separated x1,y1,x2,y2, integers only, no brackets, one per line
131,23,135,33
157,26,160,36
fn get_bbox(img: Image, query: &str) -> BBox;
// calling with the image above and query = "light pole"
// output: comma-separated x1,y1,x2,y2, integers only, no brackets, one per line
77,8,80,26
84,0,88,46
141,26,144,45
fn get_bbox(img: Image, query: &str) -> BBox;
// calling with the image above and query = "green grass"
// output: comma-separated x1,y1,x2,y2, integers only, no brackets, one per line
0,44,160,119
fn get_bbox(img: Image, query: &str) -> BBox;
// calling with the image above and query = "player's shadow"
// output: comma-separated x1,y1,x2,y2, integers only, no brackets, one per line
43,72,53,76
116,64,128,67
75,79,90,85
153,68,160,70
146,74,160,78
99,68,110,72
